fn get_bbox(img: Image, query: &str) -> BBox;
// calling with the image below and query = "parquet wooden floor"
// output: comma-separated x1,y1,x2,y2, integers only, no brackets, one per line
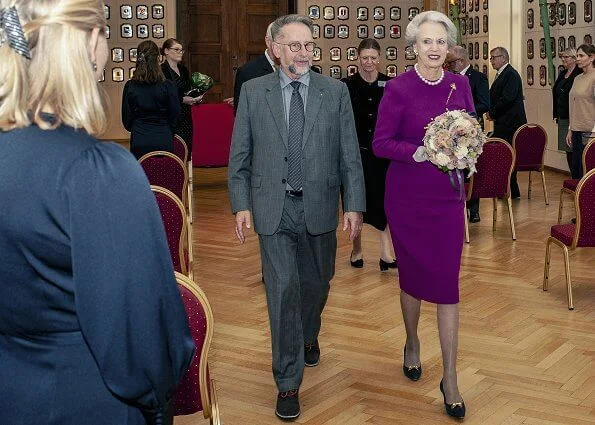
176,168,595,425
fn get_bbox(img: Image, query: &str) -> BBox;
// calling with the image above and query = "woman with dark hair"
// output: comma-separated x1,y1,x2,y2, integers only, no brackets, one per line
122,40,181,159
567,44,595,179
341,39,395,271
161,38,200,152
553,48,581,171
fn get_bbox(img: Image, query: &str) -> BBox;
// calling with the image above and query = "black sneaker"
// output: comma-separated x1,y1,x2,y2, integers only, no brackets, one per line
304,339,320,367
275,389,300,420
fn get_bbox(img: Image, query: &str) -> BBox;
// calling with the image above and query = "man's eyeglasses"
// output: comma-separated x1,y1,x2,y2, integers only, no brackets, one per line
446,58,462,65
275,41,316,52
169,48,184,53
489,54,503,60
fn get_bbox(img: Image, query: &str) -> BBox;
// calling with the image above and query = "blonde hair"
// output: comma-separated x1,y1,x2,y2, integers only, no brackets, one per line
0,0,108,135
562,47,578,59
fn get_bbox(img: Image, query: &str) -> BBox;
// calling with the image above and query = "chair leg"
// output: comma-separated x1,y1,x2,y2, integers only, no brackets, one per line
557,189,564,224
188,161,194,223
492,198,497,231
543,237,553,291
541,171,549,205
506,196,516,240
528,171,532,199
464,203,470,243
209,379,221,425
561,245,573,310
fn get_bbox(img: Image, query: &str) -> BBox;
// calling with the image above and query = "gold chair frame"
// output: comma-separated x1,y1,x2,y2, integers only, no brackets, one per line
151,186,193,279
512,123,549,205
464,138,517,243
557,138,595,224
173,134,194,225
544,168,595,310
174,272,220,425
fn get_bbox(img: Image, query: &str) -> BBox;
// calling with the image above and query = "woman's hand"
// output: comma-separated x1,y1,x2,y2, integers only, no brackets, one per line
413,146,428,163
566,130,572,148
192,95,204,105
182,96,194,105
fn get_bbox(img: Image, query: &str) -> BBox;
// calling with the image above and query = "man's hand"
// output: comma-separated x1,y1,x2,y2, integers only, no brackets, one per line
235,210,252,243
343,211,363,241
223,97,234,106
566,130,572,148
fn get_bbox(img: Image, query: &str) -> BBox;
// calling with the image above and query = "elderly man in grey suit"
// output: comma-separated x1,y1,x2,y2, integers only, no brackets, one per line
228,14,365,421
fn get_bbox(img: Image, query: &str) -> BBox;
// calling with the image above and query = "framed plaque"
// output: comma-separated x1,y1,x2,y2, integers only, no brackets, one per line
474,42,480,60
337,6,349,20
527,8,534,29
312,25,320,39
120,23,133,38
324,24,334,39
337,25,348,39
474,16,479,33
483,15,488,33
330,47,341,61
330,65,341,79
104,5,110,19
404,64,414,72
390,7,401,20
120,5,132,19
405,45,416,60
374,25,385,39
585,34,593,44
475,0,480,11
311,65,322,74
558,36,566,54
468,0,473,10
386,46,397,60
136,5,148,20
389,25,401,38
129,48,138,62
408,7,419,21
474,64,479,71
468,42,473,59
374,7,385,20
152,4,164,19
357,25,368,39
461,17,466,34
105,25,110,39
468,16,473,34
548,3,557,26
586,0,593,22
308,5,320,20
347,65,358,76
129,67,136,79
112,67,124,82
483,0,488,10
558,3,567,24
550,37,556,57
539,38,546,59
111,47,124,63
483,42,488,60
483,64,488,75
527,39,534,59
539,65,547,86
568,35,576,49
313,47,321,61
461,0,466,13
386,64,397,77
137,24,148,39
568,2,576,24
347,47,358,61
152,24,164,39
357,7,368,21
323,6,334,20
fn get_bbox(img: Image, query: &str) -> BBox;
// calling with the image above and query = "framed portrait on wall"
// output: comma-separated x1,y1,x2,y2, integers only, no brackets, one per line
136,5,148,20
474,42,479,60
482,64,488,75
152,4,164,19
468,42,473,59
539,65,547,86
323,6,334,20
550,37,556,57
120,23,133,38
568,2,576,24
337,25,348,39
111,48,124,63
330,65,341,79
585,34,593,44
357,25,368,39
129,48,137,62
527,65,534,86
311,65,322,74
408,7,419,21
112,67,124,82
527,8,534,29
357,7,368,20
152,24,164,39
539,38,546,58
461,0,466,13
468,16,473,34
475,0,480,12
313,47,321,61
483,0,488,10
324,24,334,39
527,39,534,59
568,35,576,49
483,15,488,33
347,47,357,61
386,46,397,60
374,7,385,20
330,47,341,61
558,2,566,25
308,5,320,20
337,6,349,20
105,25,110,39
386,64,397,77
104,5,110,19
389,25,401,38
558,36,565,54
405,45,416,60
483,42,488,59
474,64,479,71
312,24,319,39
461,18,466,34
374,25,385,39
474,16,479,34
548,3,557,26
585,0,593,22
137,24,148,39
390,7,401,20
120,5,132,19
129,68,136,79
347,65,358,76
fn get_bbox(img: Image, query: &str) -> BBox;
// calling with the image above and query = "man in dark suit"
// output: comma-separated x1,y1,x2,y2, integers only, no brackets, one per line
228,14,365,420
488,47,527,199
232,22,277,114
447,46,490,222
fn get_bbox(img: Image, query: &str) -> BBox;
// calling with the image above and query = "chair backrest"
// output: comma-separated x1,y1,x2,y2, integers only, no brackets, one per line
512,123,547,171
151,186,188,275
173,134,189,164
173,272,214,417
192,103,234,168
583,138,595,174
573,168,595,248
468,138,515,200
139,151,188,207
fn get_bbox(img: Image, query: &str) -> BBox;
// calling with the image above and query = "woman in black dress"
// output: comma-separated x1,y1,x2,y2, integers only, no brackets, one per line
122,40,181,159
161,38,201,153
342,39,396,271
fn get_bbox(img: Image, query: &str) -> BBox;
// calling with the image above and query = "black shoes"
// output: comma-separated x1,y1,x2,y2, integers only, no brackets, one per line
402,345,422,381
276,389,300,420
469,211,481,223
304,339,320,367
379,258,397,271
439,379,466,419
350,251,363,268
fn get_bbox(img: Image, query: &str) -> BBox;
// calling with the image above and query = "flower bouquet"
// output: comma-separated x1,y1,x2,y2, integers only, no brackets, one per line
185,72,214,97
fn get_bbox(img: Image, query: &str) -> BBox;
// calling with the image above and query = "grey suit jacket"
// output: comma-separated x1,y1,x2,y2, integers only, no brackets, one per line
228,70,365,236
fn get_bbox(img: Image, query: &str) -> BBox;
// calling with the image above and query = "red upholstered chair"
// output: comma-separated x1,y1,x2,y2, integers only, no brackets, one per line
151,186,192,278
512,123,549,205
464,138,516,243
543,168,595,310
173,272,220,425
557,138,595,223
192,103,234,167
173,134,194,224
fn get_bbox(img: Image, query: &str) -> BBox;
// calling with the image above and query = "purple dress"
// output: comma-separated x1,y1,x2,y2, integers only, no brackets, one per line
373,70,475,304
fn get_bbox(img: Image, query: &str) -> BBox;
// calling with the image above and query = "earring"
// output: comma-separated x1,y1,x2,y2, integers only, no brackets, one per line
92,62,97,71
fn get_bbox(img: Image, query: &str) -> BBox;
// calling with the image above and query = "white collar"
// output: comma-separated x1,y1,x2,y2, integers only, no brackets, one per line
264,50,276,71
460,64,471,75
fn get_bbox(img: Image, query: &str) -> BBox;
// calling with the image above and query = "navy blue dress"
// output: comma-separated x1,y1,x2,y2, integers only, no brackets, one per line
0,122,195,424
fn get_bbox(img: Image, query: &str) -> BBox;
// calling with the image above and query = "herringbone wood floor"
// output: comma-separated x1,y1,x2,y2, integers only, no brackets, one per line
176,168,595,425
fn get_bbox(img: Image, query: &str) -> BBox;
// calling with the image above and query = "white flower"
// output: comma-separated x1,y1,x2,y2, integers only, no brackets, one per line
454,145,469,159
435,152,451,167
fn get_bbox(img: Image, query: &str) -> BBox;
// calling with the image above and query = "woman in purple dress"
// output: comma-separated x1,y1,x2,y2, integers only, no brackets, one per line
373,11,475,419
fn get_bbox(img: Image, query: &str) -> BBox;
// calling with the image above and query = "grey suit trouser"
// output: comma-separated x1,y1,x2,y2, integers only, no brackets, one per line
258,194,336,392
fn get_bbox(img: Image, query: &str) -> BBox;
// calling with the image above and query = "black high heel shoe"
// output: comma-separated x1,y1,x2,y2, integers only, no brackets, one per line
439,379,466,419
379,258,397,271
402,345,422,381
350,252,363,268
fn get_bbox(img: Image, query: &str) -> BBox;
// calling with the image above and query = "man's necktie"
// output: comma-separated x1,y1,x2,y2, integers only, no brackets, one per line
287,81,305,190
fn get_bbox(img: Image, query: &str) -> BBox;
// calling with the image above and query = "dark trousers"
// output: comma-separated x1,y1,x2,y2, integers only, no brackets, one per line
258,194,336,392
571,131,589,179
466,199,479,215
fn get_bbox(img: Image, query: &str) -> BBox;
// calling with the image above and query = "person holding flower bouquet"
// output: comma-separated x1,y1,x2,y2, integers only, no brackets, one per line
373,11,481,419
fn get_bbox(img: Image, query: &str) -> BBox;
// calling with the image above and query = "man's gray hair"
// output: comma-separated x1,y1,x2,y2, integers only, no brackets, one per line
451,45,469,60
270,14,314,41
405,11,458,48
265,22,273,39
491,47,510,62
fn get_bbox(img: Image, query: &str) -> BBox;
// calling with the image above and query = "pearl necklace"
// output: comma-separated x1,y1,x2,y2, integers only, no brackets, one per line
414,63,444,86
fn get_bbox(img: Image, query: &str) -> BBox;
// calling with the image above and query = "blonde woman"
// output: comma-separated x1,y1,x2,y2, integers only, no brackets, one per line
0,1,194,424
